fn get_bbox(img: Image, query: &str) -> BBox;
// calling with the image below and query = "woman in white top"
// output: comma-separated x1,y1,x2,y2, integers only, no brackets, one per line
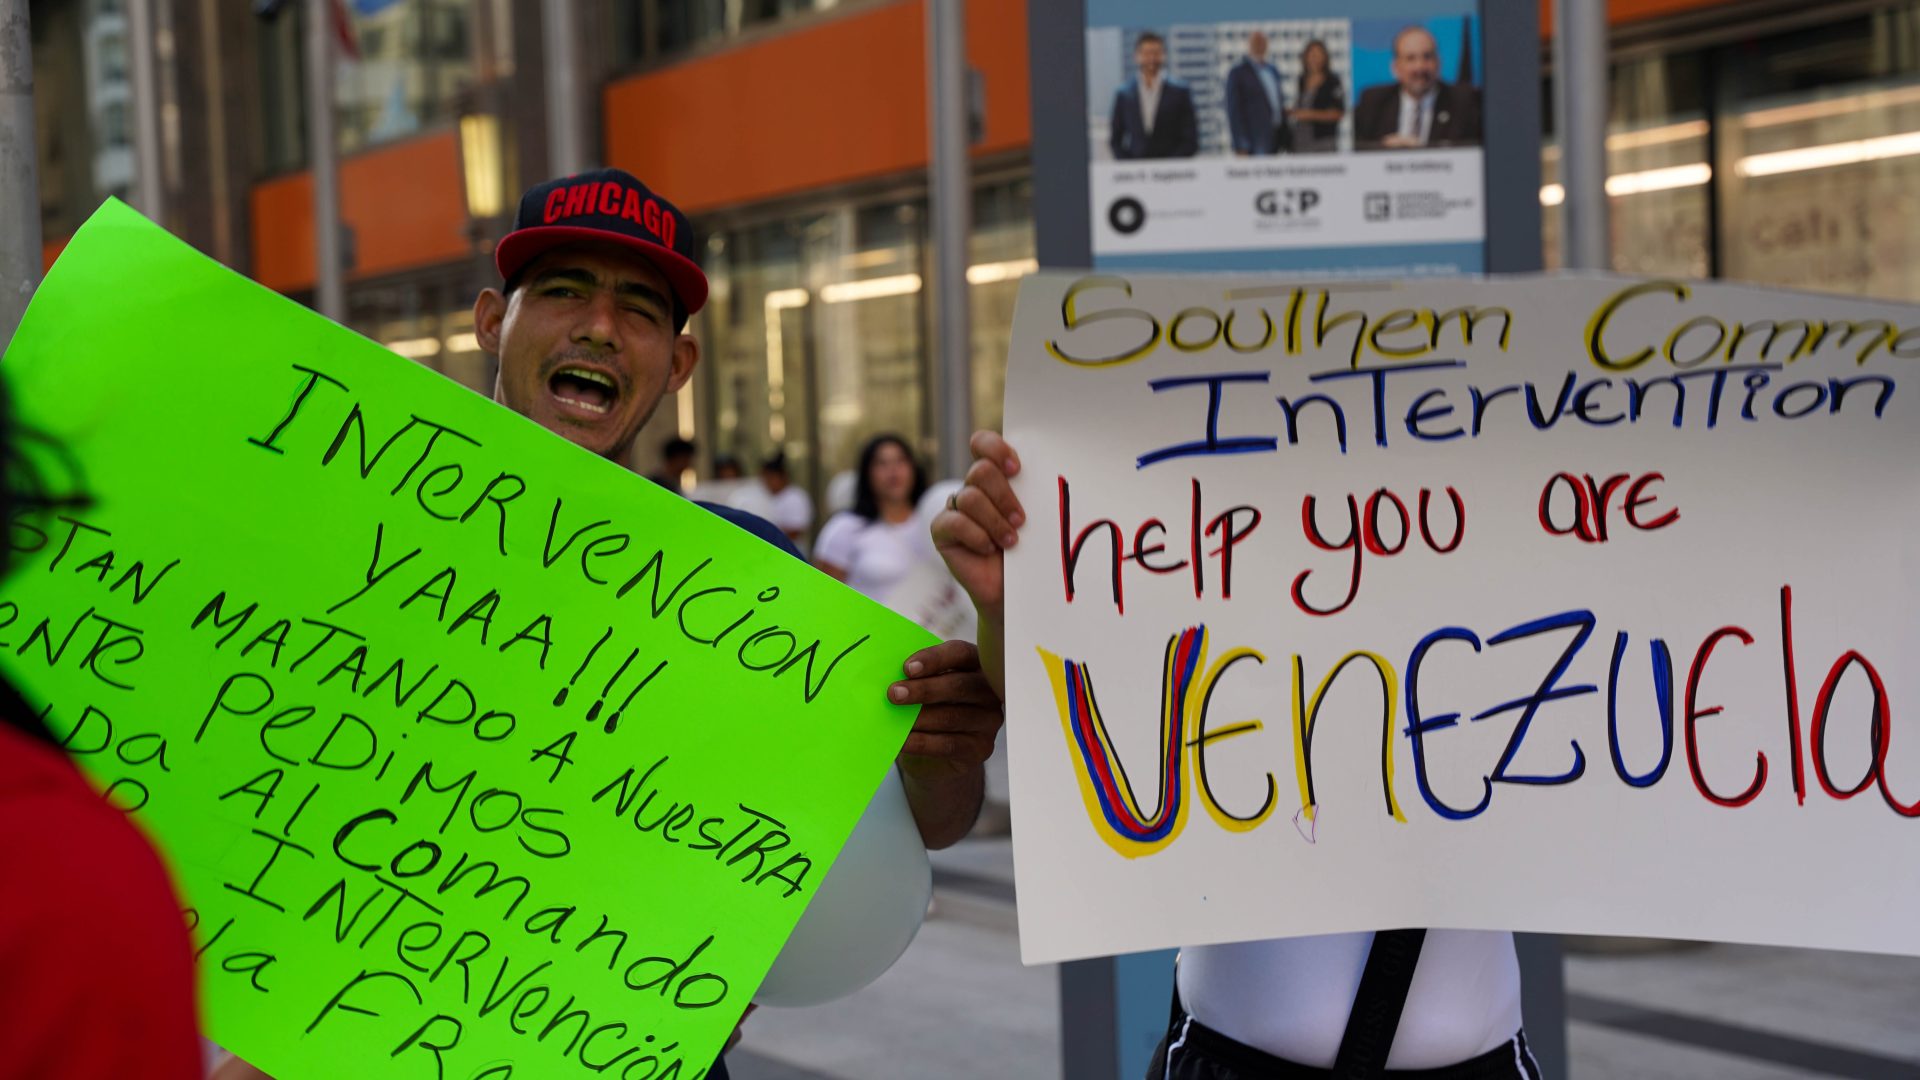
814,434,941,601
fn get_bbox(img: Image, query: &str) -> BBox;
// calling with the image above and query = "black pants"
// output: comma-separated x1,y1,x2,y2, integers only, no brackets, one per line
1146,998,1542,1080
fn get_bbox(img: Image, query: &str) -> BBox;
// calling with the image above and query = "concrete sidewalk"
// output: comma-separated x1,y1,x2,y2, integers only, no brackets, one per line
733,837,1920,1079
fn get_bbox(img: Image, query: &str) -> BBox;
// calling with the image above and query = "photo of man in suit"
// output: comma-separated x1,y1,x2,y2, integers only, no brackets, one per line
1225,31,1288,156
1109,31,1199,160
1352,25,1481,150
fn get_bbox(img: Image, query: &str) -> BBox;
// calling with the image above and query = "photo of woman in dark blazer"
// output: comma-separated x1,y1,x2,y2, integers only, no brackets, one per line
1288,39,1346,153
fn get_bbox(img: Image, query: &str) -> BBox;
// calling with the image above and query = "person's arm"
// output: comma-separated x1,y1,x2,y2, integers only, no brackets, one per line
1110,89,1128,159
928,432,1024,700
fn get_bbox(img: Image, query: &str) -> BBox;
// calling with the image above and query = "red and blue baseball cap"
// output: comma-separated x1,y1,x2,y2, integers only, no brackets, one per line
495,168,708,325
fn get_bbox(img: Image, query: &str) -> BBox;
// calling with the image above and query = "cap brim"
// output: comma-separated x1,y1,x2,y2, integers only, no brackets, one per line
495,226,709,317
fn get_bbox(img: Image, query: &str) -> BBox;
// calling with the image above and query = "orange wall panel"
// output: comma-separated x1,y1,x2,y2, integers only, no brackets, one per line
604,0,1030,214
250,129,470,293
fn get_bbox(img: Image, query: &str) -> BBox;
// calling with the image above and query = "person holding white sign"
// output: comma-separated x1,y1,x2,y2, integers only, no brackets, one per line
931,431,1540,1080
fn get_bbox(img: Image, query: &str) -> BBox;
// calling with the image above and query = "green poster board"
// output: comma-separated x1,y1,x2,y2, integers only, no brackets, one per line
0,201,933,1079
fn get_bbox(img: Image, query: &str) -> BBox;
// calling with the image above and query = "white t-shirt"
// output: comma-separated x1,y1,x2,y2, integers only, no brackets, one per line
814,511,939,602
1176,930,1522,1069
714,479,774,522
766,485,814,537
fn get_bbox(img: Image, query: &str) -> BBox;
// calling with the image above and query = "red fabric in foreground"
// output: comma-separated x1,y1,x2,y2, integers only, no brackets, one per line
0,721,201,1079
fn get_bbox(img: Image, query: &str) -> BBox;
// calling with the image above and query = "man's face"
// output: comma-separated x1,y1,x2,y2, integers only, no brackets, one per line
476,243,699,460
1393,29,1440,96
1248,32,1267,61
1135,39,1165,80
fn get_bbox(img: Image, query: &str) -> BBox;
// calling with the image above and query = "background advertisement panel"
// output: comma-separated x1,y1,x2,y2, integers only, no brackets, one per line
1087,0,1488,273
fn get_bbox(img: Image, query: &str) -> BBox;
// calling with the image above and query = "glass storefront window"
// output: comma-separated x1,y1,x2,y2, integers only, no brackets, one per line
350,267,496,397
969,178,1037,436
337,0,474,155
1605,52,1711,278
35,0,123,233
815,202,929,476
699,200,928,508
1716,5,1920,302
608,0,834,68
1541,4,1920,306
1542,51,1710,277
700,218,811,488
256,0,308,175
255,0,476,174
694,179,1036,522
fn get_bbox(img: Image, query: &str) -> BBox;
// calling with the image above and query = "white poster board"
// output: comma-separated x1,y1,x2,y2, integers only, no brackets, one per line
1003,271,1920,964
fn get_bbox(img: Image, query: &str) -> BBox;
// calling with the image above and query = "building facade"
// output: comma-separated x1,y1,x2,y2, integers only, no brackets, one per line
26,0,1920,508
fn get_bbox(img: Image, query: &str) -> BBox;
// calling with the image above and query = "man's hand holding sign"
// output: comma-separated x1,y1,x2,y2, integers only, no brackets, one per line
3,175,1001,1080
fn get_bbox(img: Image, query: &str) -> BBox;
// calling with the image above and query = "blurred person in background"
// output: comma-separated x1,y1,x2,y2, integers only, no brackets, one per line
649,435,696,492
815,434,939,601
824,467,857,518
703,452,769,517
757,452,814,552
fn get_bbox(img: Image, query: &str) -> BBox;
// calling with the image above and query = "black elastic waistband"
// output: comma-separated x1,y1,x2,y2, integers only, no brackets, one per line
1173,995,1526,1079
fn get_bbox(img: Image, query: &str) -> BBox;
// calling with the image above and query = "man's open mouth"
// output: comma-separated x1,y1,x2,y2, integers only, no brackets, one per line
549,366,618,415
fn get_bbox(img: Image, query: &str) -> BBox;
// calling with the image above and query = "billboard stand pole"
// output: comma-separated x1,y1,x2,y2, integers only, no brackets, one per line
928,0,974,479
305,0,344,322
0,0,40,351
1554,0,1611,270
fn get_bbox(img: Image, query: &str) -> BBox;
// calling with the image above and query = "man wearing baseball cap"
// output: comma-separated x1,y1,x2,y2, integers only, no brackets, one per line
480,170,1002,1065
215,170,1000,1080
